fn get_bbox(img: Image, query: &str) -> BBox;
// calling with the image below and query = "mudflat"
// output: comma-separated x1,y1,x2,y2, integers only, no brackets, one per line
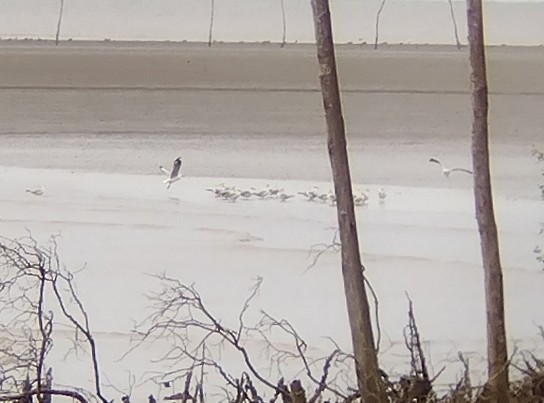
0,41,543,395
1,42,543,195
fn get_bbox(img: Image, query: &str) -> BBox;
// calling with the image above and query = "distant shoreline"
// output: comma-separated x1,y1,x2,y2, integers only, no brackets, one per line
1,37,544,51
1,38,543,96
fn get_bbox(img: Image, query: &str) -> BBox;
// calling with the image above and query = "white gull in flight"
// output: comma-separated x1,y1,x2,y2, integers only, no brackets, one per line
161,157,183,189
429,158,473,178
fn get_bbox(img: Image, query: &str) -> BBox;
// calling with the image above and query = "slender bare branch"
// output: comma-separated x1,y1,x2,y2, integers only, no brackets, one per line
127,274,358,401
373,0,387,50
280,0,287,48
447,0,462,49
0,388,89,403
208,0,215,47
55,0,65,46
0,235,109,403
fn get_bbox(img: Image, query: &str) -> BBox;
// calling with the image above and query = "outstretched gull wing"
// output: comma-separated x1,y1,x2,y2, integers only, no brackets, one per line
450,168,473,175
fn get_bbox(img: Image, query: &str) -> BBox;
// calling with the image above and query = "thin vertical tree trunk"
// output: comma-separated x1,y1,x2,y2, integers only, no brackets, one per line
280,0,287,48
208,0,215,47
55,0,65,46
466,0,510,400
448,0,462,50
374,0,387,50
310,1,386,401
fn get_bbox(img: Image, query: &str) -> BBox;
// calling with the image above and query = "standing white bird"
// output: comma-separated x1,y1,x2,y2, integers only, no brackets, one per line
251,188,268,199
429,158,473,177
26,185,45,196
378,187,387,203
531,145,544,161
353,189,369,206
239,190,253,199
279,192,295,202
162,157,183,189
298,186,319,201
317,192,330,203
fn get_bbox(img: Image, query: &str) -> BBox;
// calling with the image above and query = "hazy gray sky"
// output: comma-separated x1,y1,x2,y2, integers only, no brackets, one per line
1,0,543,45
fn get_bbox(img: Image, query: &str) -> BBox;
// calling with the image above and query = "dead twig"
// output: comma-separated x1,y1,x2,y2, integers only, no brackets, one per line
280,0,287,48
373,0,387,50
208,0,215,47
55,0,65,46
446,0,462,49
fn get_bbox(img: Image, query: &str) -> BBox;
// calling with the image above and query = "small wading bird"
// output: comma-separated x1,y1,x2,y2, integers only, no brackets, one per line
378,187,387,203
298,186,319,201
160,157,183,189
429,158,473,178
26,185,45,196
251,188,268,199
531,145,544,161
279,192,295,202
353,189,369,206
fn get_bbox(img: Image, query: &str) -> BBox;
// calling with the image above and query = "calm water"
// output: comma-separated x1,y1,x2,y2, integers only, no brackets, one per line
1,0,544,45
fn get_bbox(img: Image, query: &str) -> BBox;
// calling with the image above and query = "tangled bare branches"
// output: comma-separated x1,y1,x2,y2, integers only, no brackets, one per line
126,275,360,402
306,228,340,272
0,234,109,403
397,295,434,401
306,228,382,354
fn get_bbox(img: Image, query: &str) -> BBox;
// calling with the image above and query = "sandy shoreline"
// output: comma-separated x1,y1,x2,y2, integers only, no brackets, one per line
0,41,542,194
0,41,543,398
2,41,544,93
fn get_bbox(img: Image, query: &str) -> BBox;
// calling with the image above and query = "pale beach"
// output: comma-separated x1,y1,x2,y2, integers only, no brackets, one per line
0,37,543,399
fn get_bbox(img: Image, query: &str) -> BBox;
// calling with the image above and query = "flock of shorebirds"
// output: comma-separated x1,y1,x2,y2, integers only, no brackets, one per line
156,156,393,205
153,155,470,206
204,182,387,206
23,156,472,200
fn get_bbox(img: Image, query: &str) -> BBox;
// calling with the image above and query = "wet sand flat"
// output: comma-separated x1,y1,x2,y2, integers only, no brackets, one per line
0,41,543,396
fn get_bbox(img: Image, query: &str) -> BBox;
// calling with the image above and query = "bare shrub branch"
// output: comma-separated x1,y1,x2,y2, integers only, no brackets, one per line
127,275,358,401
0,235,109,403
305,228,340,272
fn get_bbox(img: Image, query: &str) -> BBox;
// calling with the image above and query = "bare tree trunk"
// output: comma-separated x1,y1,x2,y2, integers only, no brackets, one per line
55,0,65,46
280,0,287,48
310,1,386,401
208,0,215,47
466,0,510,400
373,0,387,50
447,0,462,50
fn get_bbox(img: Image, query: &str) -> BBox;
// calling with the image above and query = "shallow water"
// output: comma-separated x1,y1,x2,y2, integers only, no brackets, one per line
1,162,542,397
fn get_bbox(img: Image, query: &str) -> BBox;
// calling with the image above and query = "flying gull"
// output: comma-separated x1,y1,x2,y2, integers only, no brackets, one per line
429,158,473,177
162,157,183,189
